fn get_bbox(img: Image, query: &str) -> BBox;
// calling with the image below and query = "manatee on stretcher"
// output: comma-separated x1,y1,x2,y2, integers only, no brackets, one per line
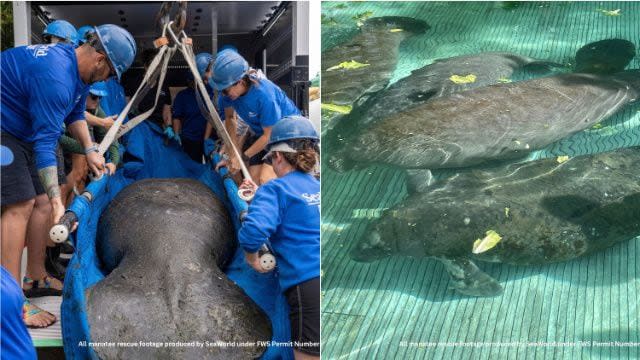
86,179,271,359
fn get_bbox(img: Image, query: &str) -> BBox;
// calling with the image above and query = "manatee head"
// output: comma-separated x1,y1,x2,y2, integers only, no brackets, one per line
350,217,397,262
575,39,636,74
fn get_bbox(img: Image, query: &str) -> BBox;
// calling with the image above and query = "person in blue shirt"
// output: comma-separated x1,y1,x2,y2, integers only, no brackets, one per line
1,24,136,328
211,50,302,185
171,71,215,162
1,266,37,358
238,116,320,359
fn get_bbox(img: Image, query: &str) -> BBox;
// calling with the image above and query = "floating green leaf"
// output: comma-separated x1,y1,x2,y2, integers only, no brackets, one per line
472,230,502,254
450,74,477,84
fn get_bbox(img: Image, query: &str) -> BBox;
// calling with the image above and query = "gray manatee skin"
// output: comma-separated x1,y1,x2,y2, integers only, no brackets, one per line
341,70,640,170
325,51,563,171
322,16,430,107
351,147,640,296
87,179,271,360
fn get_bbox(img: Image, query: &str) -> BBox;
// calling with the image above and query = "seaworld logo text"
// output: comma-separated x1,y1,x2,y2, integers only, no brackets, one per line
302,192,320,205
27,44,57,57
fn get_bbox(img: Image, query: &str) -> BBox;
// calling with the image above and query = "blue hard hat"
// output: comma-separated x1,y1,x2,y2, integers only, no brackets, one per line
43,20,78,45
211,50,249,90
94,24,137,81
76,25,94,45
89,81,109,97
195,52,213,77
268,116,319,147
218,44,238,53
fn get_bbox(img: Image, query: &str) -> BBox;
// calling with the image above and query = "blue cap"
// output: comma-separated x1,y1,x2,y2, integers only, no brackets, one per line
211,50,249,90
195,52,213,78
43,20,78,45
89,81,109,97
268,116,319,148
76,25,94,45
94,24,137,81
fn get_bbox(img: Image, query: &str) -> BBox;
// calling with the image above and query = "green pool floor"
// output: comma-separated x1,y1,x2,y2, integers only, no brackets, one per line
321,2,640,359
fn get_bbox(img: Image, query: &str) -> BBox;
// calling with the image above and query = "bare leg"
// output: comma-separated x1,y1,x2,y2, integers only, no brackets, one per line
1,199,35,283
24,193,61,290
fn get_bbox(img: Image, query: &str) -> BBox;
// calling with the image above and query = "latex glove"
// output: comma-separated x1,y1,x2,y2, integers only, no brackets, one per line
204,139,216,157
164,126,176,140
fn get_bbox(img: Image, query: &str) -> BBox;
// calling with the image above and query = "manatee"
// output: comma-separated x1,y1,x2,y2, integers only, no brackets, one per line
86,179,270,359
350,147,640,297
332,69,640,175
322,16,429,107
325,39,637,174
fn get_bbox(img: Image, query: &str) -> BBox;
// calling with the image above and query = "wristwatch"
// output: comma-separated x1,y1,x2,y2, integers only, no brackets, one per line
84,144,99,155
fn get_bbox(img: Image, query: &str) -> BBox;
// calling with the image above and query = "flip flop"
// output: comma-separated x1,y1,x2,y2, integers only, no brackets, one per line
23,275,63,298
23,299,57,328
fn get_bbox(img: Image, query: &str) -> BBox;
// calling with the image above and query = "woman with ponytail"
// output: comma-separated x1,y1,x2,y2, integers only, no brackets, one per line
238,116,320,360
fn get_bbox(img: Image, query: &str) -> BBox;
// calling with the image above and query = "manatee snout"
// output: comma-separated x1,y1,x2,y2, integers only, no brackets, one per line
350,229,391,263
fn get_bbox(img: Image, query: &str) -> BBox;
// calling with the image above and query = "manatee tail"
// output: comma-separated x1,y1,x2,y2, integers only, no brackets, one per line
361,16,430,34
575,39,636,74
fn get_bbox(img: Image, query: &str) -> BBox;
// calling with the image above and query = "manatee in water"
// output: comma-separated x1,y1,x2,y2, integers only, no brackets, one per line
321,17,429,133
86,179,271,359
325,39,637,176
350,147,640,297
331,69,640,178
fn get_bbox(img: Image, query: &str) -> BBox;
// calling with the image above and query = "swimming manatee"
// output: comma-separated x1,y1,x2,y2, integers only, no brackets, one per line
335,70,640,176
325,39,637,176
350,147,640,297
86,179,271,359
322,16,430,107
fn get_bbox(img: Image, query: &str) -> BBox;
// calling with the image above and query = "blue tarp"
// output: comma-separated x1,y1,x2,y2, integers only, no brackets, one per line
61,121,292,359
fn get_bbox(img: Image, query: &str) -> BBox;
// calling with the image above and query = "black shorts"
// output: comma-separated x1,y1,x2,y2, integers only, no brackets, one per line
285,277,320,355
1,132,66,205
242,133,269,167
180,136,204,164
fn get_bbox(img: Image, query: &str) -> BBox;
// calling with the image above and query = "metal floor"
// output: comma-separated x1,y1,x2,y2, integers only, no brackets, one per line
321,2,640,359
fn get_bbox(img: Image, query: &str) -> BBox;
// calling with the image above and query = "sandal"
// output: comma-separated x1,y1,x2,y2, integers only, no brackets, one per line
23,275,63,298
23,299,57,328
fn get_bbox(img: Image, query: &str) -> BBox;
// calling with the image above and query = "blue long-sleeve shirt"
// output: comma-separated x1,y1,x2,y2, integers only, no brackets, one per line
218,78,301,136
239,171,320,291
1,43,89,169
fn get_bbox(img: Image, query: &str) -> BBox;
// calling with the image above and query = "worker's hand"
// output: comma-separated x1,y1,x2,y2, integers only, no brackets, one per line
227,155,242,174
102,116,115,129
50,196,65,226
215,158,228,172
85,151,106,177
105,162,116,175
244,251,268,273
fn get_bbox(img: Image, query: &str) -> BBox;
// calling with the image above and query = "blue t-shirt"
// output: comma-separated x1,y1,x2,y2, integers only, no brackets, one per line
1,266,37,360
1,43,89,169
172,85,215,141
218,78,301,136
238,171,320,291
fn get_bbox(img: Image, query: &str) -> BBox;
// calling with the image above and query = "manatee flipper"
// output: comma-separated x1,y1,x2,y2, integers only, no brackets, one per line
436,256,503,297
575,39,636,74
406,169,435,193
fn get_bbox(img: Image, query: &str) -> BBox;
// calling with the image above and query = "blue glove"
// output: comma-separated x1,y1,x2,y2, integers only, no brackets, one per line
204,139,216,157
164,127,176,139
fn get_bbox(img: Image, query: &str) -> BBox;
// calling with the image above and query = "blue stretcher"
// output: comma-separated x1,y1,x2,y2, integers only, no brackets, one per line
61,121,292,359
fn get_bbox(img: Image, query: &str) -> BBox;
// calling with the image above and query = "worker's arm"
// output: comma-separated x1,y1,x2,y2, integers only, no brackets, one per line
172,118,182,134
162,104,172,128
84,110,114,129
244,127,272,158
